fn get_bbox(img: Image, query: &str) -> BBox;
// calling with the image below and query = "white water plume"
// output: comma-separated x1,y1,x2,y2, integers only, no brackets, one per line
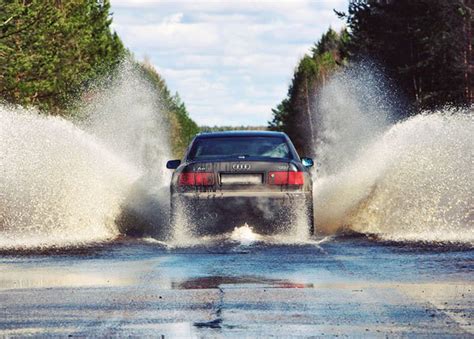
314,66,473,244
0,107,139,249
0,62,172,249
230,224,262,245
80,61,171,184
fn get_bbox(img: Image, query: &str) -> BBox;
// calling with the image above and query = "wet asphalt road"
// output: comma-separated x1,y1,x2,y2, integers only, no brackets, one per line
0,236,473,337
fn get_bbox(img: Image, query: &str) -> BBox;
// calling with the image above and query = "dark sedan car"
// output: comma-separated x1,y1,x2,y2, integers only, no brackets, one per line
166,131,314,236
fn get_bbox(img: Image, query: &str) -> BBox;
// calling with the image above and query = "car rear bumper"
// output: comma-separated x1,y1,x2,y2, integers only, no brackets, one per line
171,191,311,235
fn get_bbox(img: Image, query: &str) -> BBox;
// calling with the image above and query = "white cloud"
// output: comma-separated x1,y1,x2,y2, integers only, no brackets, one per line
162,12,184,25
110,0,348,126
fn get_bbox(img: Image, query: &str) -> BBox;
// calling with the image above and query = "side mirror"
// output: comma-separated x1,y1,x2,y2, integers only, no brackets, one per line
166,159,181,169
301,157,314,168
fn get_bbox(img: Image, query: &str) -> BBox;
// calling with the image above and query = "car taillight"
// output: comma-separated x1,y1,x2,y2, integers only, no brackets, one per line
178,172,215,186
268,171,304,185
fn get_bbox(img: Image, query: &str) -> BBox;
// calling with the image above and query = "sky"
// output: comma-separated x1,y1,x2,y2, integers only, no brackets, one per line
110,0,348,126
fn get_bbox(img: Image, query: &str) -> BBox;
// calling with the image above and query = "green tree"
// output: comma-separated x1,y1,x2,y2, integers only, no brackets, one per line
337,0,471,111
0,0,124,113
170,93,200,156
285,55,319,156
268,98,290,132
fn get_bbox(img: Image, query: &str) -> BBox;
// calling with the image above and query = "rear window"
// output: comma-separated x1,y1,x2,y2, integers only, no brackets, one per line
188,136,291,160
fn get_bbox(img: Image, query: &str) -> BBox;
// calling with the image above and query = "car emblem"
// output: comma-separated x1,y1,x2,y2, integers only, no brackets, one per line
232,163,251,170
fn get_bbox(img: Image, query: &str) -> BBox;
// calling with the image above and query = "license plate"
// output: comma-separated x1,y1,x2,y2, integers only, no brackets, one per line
220,173,263,185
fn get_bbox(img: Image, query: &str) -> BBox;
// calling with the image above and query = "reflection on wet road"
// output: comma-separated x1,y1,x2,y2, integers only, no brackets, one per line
0,237,473,337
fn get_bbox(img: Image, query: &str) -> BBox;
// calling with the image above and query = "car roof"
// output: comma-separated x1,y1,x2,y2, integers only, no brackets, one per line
196,130,288,139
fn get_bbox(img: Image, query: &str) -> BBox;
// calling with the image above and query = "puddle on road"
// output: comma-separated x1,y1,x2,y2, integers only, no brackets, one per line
172,275,314,290
0,267,313,291
0,266,139,290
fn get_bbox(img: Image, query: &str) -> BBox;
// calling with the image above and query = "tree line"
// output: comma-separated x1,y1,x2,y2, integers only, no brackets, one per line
0,0,198,157
269,0,472,155
200,126,267,132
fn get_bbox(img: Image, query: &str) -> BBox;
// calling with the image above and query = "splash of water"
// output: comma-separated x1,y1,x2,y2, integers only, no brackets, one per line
80,61,171,183
230,224,262,245
80,61,172,238
3,59,471,248
0,106,139,249
164,223,328,249
314,66,473,244
0,62,171,249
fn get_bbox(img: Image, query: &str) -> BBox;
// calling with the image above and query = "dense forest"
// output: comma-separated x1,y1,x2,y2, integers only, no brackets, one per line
270,0,473,155
0,0,198,157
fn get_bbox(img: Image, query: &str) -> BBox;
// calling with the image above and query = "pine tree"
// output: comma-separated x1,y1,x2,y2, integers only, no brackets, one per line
0,0,125,113
268,98,290,132
338,0,471,111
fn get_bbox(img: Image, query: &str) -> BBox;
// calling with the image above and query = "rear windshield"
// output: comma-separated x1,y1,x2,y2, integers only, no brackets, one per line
188,136,291,160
